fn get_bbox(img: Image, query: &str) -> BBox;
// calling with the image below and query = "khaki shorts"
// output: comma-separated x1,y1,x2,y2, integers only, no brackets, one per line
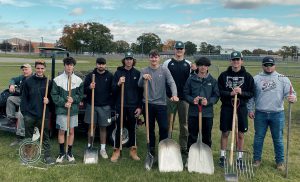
56,115,78,131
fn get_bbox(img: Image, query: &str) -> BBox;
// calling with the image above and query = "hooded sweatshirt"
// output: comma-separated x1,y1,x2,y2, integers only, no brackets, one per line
247,71,297,112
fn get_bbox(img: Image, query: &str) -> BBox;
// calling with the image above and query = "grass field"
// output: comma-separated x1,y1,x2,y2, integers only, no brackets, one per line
0,55,299,182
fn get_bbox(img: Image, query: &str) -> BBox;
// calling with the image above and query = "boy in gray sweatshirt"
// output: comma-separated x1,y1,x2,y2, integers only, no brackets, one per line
247,56,297,171
138,49,178,157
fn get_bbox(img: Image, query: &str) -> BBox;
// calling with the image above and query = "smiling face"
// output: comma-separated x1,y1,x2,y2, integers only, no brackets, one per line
262,63,276,74
174,48,185,60
230,58,243,71
35,64,46,77
149,54,160,68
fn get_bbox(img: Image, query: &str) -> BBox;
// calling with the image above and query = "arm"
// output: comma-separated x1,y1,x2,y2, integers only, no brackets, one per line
20,81,29,115
239,74,255,99
165,68,177,97
72,82,84,104
208,80,220,106
50,81,67,107
83,73,92,95
183,78,194,104
218,74,231,97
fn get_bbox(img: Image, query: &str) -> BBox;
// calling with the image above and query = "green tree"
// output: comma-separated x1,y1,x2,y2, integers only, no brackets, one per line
242,49,252,55
252,48,267,55
136,33,162,54
184,41,197,56
115,40,130,53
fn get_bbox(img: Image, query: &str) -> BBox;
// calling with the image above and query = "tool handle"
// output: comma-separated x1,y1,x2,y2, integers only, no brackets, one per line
65,75,72,154
40,77,49,153
120,82,124,150
144,80,149,144
90,74,95,137
229,94,238,166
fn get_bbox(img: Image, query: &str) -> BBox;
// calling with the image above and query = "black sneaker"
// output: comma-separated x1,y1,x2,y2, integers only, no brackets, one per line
237,158,245,170
44,156,55,165
219,156,226,168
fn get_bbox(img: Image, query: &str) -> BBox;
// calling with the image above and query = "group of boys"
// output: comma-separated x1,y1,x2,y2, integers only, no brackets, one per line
9,41,297,171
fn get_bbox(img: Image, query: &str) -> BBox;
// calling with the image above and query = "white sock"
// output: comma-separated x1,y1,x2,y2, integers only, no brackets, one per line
88,143,91,147
220,150,226,157
238,151,243,159
101,144,106,150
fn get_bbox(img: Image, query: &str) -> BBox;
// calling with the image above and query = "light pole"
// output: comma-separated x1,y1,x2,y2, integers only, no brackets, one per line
41,37,44,47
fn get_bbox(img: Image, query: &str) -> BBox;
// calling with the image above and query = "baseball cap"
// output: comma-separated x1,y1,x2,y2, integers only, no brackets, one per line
174,41,185,49
195,57,211,66
123,52,135,60
230,51,243,60
96,57,106,64
262,56,275,65
20,63,32,69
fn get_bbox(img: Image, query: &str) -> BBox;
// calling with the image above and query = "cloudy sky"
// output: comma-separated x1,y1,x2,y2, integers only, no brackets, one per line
0,0,300,51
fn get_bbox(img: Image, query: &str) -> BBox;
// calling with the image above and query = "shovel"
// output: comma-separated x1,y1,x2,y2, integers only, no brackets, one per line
158,101,183,172
188,103,214,174
225,94,239,182
144,80,154,170
84,74,98,164
65,75,72,155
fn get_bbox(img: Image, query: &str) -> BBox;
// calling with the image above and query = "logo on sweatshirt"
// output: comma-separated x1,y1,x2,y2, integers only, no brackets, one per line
261,79,276,92
226,76,244,89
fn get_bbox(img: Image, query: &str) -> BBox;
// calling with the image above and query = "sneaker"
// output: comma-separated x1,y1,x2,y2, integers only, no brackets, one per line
56,153,65,163
253,160,261,167
237,158,245,170
276,163,285,171
67,153,75,162
44,156,55,165
100,149,108,159
219,156,226,168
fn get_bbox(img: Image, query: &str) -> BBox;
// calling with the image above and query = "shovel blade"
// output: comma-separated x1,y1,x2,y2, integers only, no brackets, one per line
158,139,183,172
188,142,214,174
145,152,154,171
83,148,98,164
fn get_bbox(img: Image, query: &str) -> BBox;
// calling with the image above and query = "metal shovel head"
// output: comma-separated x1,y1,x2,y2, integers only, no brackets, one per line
158,138,183,172
83,147,98,164
145,151,154,171
188,141,214,174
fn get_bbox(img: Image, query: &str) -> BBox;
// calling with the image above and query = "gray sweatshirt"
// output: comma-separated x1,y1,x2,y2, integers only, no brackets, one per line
138,65,177,105
247,71,297,113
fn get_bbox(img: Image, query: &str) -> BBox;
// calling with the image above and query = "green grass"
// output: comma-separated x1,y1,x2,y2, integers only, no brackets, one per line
0,55,300,181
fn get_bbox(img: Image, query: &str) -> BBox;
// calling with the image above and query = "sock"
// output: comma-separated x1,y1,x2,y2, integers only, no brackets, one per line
88,143,91,147
101,144,106,150
238,151,243,159
68,145,73,155
59,143,65,155
220,150,226,157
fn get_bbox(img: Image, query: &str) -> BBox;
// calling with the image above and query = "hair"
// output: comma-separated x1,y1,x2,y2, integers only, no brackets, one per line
121,58,136,67
195,57,211,66
63,57,76,66
35,60,46,67
149,49,160,57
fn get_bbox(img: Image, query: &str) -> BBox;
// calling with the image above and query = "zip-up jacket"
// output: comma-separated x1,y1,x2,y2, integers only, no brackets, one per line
84,69,113,107
9,74,32,96
51,71,84,116
112,66,143,108
184,73,219,117
20,74,51,118
163,58,191,99
218,66,254,107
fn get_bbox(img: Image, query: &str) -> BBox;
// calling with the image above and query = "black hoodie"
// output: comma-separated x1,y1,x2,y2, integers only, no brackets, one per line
112,66,143,108
84,69,113,107
20,74,51,118
218,66,254,107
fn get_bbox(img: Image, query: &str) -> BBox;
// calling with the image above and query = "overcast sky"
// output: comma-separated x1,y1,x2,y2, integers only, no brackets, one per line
0,0,300,51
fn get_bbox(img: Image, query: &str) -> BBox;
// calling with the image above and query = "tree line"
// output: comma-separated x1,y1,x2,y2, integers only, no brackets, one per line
1,21,299,59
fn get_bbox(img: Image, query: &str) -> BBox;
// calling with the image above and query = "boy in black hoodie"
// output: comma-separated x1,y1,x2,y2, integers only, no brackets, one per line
21,60,54,165
218,51,254,168
110,52,143,162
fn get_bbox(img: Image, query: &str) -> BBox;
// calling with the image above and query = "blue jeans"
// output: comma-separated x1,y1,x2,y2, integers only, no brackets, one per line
253,110,285,164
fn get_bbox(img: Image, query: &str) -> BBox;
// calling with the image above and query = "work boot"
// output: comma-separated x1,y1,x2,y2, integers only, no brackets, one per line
130,147,140,161
276,163,285,171
110,148,120,162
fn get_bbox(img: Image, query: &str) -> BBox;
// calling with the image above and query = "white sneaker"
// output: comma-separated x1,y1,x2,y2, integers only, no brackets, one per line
67,154,75,162
100,149,108,159
56,154,65,163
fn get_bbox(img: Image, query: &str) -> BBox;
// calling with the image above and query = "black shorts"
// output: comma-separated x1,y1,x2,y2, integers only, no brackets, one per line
220,105,248,133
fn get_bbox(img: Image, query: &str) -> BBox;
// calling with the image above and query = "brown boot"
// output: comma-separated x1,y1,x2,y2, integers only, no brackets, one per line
110,148,120,162
130,147,140,161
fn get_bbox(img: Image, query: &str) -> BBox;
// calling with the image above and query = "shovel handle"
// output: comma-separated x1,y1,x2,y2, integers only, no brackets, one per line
40,77,49,154
286,84,293,177
144,80,149,144
229,94,238,166
65,75,72,154
197,104,202,134
90,74,95,137
120,82,124,151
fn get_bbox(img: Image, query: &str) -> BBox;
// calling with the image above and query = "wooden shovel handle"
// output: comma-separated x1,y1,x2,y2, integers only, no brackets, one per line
65,75,72,154
90,74,95,137
229,94,238,166
120,82,124,150
40,77,49,153
144,80,149,144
